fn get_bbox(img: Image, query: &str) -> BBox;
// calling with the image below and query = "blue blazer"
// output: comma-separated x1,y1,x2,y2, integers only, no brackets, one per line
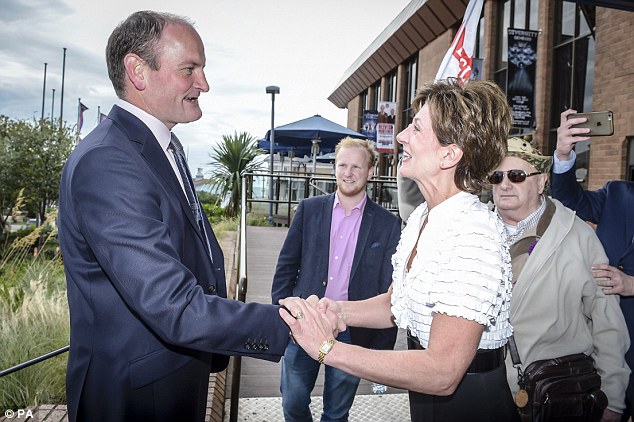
551,167,634,369
271,193,401,350
58,105,290,422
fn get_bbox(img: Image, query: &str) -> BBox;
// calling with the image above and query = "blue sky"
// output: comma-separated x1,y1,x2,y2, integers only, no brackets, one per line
0,0,409,172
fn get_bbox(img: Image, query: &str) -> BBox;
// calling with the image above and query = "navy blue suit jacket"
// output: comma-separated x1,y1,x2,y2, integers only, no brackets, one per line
551,167,634,373
59,106,290,422
271,193,400,350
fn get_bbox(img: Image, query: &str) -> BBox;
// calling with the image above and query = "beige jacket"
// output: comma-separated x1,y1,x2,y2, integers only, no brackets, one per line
504,198,630,413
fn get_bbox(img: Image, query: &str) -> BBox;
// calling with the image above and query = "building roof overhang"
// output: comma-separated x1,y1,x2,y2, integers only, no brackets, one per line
328,0,469,109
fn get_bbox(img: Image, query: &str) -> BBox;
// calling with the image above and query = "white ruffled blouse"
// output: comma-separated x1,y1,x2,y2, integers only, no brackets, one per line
391,191,513,350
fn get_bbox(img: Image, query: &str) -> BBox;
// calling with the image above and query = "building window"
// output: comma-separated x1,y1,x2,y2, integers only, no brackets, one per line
476,15,485,59
372,81,381,110
401,55,418,129
358,89,369,130
494,0,540,92
549,1,595,186
386,70,398,102
551,2,595,119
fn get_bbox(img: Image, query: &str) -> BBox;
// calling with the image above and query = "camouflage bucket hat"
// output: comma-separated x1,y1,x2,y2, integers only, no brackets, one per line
506,137,552,174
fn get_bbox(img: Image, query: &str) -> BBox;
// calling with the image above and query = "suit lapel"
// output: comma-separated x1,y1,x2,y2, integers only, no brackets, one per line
109,106,204,244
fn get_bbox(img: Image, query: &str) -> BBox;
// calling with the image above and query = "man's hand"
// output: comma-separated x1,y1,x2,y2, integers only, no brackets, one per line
279,297,337,361
280,296,343,338
592,263,634,296
600,408,621,422
556,109,591,162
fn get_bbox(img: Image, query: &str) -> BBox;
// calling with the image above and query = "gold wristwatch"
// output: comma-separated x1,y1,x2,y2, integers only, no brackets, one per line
318,339,337,364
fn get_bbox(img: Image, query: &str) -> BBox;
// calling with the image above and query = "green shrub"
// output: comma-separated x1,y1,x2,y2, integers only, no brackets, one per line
0,261,69,410
246,213,271,226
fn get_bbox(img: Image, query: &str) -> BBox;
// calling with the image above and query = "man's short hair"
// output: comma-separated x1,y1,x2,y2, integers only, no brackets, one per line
106,11,193,98
335,137,376,169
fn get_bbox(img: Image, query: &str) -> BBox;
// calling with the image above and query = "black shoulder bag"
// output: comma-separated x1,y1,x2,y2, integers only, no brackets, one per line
508,336,607,421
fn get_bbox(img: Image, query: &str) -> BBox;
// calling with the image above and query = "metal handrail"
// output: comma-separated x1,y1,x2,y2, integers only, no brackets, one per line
242,171,399,226
0,345,69,378
229,176,250,422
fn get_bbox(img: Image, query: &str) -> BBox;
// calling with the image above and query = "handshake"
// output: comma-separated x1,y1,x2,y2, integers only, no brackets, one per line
278,295,346,363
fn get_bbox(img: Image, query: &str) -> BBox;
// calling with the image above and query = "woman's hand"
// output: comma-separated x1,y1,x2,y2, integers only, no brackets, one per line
279,296,338,360
592,263,634,296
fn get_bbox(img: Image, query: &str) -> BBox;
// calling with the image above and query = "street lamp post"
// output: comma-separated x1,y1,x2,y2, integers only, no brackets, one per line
266,86,280,225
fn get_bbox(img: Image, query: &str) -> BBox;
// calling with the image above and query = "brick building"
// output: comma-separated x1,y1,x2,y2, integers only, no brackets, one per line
328,0,634,190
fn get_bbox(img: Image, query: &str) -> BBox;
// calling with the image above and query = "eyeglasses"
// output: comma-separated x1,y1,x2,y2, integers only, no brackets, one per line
488,169,541,184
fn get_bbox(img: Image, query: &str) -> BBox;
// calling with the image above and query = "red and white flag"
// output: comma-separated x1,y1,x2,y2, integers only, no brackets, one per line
435,0,484,83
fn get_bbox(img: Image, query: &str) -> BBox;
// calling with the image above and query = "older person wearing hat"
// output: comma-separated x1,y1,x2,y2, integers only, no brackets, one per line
491,137,630,421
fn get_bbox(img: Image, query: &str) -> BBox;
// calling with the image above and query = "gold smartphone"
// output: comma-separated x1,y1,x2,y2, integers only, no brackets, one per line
569,111,614,136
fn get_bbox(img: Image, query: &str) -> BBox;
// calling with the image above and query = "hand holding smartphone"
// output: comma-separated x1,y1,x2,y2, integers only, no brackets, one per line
568,111,614,136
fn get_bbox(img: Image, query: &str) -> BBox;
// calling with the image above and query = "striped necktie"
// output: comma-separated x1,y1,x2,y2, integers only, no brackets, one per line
169,133,213,262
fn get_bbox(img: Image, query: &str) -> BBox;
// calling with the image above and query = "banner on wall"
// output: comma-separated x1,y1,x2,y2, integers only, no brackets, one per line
507,28,539,128
362,110,378,143
377,101,397,153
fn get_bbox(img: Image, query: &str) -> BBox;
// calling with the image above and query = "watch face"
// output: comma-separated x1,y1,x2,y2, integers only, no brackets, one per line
320,339,334,353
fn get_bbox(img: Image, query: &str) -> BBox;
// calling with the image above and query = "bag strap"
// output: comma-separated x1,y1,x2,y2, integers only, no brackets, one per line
506,198,556,369
509,197,556,259
508,335,522,365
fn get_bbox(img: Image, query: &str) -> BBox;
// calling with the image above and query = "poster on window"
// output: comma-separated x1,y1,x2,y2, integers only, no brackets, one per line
362,110,378,143
377,101,397,153
507,28,538,129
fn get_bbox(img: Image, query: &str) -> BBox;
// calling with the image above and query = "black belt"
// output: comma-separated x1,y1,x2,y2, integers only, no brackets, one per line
407,329,503,374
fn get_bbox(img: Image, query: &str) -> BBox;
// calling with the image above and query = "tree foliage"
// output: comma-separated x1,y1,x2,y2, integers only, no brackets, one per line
0,116,76,237
206,131,264,218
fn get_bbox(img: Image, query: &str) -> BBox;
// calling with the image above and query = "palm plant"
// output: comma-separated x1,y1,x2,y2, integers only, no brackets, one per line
207,131,264,217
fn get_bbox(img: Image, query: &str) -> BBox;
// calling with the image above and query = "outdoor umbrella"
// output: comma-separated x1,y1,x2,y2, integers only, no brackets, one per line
258,114,367,154
256,138,312,157
257,114,367,173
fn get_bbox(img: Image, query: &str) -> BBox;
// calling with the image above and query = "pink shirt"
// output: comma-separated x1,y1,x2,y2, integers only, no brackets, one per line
325,192,367,301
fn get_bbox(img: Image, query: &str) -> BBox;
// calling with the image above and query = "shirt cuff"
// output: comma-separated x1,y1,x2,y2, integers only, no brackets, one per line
552,150,576,174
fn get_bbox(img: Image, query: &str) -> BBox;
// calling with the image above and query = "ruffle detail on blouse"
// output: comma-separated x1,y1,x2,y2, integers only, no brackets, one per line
391,192,513,349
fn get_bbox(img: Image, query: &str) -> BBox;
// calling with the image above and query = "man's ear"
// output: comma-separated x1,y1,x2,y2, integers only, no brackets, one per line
123,54,147,91
538,173,549,194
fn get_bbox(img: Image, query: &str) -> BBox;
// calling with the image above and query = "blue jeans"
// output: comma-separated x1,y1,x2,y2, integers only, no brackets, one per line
281,330,360,422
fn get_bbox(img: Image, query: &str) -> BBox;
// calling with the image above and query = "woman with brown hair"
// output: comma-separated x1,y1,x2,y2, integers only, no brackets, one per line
281,78,519,421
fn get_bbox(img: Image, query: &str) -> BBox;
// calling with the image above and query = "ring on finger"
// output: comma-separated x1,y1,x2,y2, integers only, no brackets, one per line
295,311,304,320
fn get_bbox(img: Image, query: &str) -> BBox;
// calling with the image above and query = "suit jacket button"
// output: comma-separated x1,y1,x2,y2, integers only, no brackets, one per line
208,286,216,293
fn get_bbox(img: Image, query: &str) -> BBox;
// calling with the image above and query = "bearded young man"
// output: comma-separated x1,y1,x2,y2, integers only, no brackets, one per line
271,137,400,421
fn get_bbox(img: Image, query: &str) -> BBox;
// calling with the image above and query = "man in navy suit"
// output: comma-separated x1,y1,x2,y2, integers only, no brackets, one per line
552,109,634,420
271,137,400,421
58,11,292,422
